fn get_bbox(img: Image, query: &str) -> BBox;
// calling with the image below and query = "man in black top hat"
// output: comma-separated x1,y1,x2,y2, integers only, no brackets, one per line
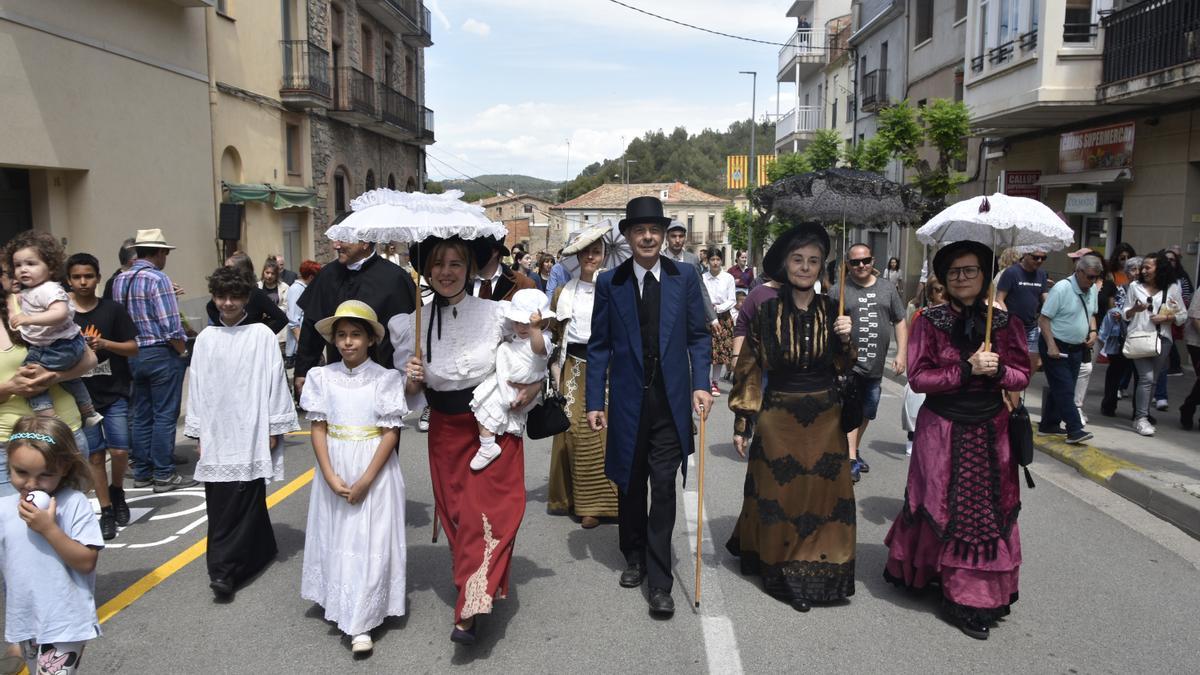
586,196,713,618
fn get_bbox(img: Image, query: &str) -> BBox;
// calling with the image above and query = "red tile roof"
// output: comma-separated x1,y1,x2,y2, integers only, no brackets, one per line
553,182,729,210
472,193,556,208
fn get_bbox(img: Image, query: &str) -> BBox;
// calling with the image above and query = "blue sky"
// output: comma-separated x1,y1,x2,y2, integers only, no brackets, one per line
424,0,794,183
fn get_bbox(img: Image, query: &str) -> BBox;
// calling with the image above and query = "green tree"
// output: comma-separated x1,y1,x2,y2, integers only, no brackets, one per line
842,136,890,173
873,98,972,213
806,129,843,171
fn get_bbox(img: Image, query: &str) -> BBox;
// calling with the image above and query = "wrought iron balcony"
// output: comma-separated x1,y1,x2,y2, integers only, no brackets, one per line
280,41,331,109
330,67,376,124
1102,0,1200,84
860,69,889,112
420,106,435,144
378,85,419,130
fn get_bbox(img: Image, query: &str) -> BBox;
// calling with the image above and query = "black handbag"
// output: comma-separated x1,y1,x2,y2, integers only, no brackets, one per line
526,378,570,440
1007,400,1036,489
838,371,864,434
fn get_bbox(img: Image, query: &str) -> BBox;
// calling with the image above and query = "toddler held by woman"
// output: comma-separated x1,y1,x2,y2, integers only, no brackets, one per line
469,289,553,470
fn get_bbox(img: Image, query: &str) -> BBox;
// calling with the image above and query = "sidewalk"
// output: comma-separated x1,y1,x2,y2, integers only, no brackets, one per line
1024,359,1200,540
884,343,1200,540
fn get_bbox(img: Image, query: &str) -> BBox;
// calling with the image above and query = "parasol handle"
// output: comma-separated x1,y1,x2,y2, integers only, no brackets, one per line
983,280,996,353
838,259,847,315
414,296,423,362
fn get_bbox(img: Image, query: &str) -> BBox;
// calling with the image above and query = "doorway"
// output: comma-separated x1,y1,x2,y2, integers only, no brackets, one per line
0,169,32,243
282,212,302,268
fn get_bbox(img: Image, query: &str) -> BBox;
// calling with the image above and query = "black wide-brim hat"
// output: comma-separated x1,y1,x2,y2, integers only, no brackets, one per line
932,240,995,289
763,222,832,284
618,196,672,235
409,236,494,277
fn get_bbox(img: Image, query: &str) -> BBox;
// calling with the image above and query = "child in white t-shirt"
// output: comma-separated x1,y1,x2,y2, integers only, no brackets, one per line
1,416,104,675
469,289,553,470
6,232,101,426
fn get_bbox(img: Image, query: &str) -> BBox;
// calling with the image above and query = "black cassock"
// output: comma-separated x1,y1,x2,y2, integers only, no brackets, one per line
294,254,417,377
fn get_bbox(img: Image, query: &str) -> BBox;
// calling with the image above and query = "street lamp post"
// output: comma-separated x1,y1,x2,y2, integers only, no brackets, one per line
740,70,758,268
624,159,638,200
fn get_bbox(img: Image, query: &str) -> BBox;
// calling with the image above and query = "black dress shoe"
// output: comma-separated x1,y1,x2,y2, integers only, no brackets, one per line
1181,404,1196,430
947,612,989,640
209,578,234,598
648,588,675,617
619,563,646,588
99,508,117,541
789,598,811,612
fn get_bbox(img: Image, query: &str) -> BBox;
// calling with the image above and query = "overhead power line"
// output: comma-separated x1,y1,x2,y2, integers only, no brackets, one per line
425,152,592,229
605,0,811,48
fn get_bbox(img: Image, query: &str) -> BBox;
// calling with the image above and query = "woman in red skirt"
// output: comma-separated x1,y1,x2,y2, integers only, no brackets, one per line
389,236,543,645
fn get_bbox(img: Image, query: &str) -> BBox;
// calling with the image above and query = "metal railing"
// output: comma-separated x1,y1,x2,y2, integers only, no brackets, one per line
1102,0,1200,84
860,69,889,110
280,40,331,98
420,5,432,40
334,67,375,115
1019,29,1039,51
777,28,828,74
775,105,823,144
421,106,435,141
1063,22,1098,43
378,85,418,129
970,54,985,72
988,40,1015,64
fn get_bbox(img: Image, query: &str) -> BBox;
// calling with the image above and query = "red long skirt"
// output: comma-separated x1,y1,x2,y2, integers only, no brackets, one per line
428,410,526,622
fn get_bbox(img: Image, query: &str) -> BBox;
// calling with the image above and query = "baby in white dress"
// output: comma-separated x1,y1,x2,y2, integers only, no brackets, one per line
469,288,554,470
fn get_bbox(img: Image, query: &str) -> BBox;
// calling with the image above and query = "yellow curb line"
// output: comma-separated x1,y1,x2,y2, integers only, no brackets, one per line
94,468,315,625
1034,433,1142,484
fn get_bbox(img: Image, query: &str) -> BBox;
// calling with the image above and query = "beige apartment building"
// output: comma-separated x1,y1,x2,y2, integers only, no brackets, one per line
0,0,216,310
1,0,434,292
553,182,732,262
964,0,1200,282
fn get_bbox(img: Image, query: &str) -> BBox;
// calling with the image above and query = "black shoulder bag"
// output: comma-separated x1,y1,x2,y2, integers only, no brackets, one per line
1005,396,1036,488
526,375,570,440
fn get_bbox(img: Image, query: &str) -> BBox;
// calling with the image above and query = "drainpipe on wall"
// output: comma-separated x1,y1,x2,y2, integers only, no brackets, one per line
205,7,222,265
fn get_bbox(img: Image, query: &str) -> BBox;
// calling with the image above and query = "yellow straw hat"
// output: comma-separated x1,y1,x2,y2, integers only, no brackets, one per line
314,300,386,344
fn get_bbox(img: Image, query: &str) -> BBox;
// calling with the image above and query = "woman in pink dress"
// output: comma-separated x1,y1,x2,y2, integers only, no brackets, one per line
883,240,1030,641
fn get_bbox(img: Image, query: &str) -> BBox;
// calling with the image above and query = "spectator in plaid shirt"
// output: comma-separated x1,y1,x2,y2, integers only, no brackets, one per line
111,229,197,493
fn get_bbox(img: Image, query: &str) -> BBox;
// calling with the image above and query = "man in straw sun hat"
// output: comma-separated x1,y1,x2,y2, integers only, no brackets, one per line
111,228,198,494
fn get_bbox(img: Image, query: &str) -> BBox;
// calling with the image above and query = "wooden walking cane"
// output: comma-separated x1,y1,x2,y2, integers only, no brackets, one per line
694,403,707,608
410,242,440,544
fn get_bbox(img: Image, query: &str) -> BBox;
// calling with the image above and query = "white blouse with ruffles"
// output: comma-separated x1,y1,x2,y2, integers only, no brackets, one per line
388,294,505,407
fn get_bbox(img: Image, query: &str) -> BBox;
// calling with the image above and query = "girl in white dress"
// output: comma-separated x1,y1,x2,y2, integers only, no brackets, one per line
469,288,554,470
300,301,408,657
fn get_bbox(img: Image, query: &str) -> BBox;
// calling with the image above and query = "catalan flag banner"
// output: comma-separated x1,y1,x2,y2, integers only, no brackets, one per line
726,155,776,190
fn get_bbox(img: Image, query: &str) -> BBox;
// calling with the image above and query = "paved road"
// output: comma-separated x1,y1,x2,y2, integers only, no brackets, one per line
11,377,1200,673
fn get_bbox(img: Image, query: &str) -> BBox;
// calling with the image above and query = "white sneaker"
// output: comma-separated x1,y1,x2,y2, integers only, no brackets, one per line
905,440,913,456
417,406,431,432
351,633,373,654
1133,417,1156,436
470,443,502,471
1155,399,1169,411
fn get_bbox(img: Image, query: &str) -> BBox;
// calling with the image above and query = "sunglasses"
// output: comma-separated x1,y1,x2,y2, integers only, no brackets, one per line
1029,255,1047,262
1085,273,1102,281
848,257,874,267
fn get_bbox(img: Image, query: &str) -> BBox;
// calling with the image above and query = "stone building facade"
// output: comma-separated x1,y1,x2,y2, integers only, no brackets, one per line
304,0,433,259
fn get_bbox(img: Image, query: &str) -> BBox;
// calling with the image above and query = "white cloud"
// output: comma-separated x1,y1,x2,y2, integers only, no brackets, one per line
461,18,492,37
429,98,753,181
425,0,452,30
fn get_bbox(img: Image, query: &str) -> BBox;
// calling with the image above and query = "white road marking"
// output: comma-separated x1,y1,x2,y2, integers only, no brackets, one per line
684,454,745,675
175,514,208,535
127,535,179,549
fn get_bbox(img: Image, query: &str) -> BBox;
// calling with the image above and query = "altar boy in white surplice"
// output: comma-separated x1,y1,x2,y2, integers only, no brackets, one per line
184,267,299,600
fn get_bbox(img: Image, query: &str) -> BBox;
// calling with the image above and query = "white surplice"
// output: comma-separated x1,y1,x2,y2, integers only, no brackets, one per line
185,322,299,483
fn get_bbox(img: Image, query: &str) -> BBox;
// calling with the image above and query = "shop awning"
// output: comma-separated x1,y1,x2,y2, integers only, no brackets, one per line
222,182,318,210
1035,168,1132,187
271,186,318,210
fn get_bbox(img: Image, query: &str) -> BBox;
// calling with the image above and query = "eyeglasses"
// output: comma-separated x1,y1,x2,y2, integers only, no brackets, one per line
847,257,873,267
1029,255,1047,262
946,265,981,280
1085,273,1102,281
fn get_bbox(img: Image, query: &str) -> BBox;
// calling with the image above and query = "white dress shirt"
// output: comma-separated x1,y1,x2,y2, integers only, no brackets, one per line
632,259,662,297
471,265,504,297
703,270,737,314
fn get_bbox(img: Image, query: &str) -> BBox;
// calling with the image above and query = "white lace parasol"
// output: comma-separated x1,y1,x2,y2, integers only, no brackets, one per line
324,189,508,243
916,193,1074,251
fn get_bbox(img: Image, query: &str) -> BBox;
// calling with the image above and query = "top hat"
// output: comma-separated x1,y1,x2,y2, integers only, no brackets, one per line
132,228,176,250
314,300,386,344
618,196,672,234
